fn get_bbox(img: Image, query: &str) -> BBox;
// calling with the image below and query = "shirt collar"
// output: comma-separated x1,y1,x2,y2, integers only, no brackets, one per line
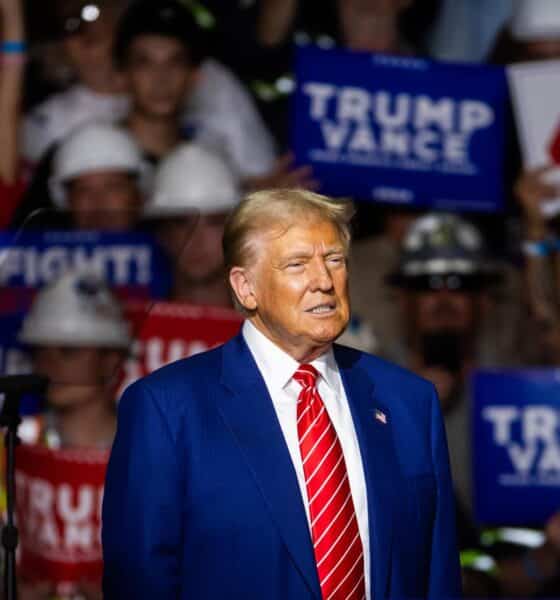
242,320,339,393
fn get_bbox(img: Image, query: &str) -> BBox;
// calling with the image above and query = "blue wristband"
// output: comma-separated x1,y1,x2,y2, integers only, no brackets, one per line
0,41,27,54
522,240,552,257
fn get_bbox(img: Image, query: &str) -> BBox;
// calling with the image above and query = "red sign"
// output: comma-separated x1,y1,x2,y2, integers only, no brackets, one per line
15,444,108,587
119,300,242,390
549,120,560,164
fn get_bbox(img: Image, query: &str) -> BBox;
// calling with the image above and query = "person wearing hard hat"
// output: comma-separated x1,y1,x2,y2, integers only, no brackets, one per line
385,213,518,596
48,121,145,231
18,269,130,447
144,143,239,307
16,269,130,599
388,214,513,506
22,0,130,165
114,0,273,175
115,0,314,192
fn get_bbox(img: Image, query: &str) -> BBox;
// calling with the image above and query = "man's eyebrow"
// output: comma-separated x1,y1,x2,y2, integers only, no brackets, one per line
280,250,314,261
324,246,345,255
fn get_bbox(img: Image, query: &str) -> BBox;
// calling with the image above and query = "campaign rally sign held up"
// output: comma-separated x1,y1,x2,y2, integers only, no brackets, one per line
0,230,170,314
292,45,509,212
473,369,560,526
118,300,242,392
15,443,109,590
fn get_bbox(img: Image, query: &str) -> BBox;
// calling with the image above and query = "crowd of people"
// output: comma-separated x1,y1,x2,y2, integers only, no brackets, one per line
0,0,560,597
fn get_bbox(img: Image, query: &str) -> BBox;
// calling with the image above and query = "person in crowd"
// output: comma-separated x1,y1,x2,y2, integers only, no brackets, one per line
103,188,461,598
11,0,314,227
17,269,130,599
21,0,129,165
350,210,521,369
0,0,27,227
143,143,239,307
387,214,513,519
115,0,311,190
515,165,560,365
489,0,560,247
18,269,129,449
47,121,145,231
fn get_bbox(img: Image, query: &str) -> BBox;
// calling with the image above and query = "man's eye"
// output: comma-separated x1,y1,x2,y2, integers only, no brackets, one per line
328,256,345,265
286,262,304,269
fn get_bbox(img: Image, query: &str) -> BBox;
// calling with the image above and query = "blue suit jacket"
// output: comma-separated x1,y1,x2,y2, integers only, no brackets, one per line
102,334,462,599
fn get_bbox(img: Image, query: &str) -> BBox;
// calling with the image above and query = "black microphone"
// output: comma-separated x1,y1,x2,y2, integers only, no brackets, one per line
0,374,48,600
0,374,48,397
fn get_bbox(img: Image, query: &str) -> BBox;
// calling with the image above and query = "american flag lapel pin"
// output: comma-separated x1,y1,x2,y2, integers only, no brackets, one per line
374,409,387,425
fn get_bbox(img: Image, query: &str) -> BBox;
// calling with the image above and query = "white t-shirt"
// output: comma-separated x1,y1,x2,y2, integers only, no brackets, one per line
184,59,276,178
22,59,277,179
22,84,130,163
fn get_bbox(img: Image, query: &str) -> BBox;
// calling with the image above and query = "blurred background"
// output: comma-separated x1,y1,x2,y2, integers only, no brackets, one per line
1,0,560,597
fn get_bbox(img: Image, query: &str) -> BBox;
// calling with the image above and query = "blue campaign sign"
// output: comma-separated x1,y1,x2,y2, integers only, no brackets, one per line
0,230,171,313
292,45,509,212
472,369,560,526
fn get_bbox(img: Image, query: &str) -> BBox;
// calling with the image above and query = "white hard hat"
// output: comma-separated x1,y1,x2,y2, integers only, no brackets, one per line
144,143,240,218
49,122,144,207
19,270,131,349
510,0,560,41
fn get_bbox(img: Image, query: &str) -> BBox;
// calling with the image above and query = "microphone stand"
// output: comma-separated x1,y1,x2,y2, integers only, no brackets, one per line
0,375,48,600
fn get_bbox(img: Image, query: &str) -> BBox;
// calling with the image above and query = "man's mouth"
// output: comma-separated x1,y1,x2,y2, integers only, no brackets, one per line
306,303,336,315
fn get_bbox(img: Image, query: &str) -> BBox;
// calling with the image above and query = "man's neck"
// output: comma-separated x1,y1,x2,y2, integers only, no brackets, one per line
81,68,127,96
126,110,181,159
248,316,332,364
53,392,116,448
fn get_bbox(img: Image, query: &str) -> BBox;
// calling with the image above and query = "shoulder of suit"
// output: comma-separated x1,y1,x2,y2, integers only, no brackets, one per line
124,344,224,402
334,343,434,394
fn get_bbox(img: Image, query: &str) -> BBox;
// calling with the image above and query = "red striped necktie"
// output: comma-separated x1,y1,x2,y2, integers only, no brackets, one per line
294,364,366,600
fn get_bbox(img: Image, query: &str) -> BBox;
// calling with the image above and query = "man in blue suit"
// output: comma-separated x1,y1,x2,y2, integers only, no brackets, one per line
102,188,462,599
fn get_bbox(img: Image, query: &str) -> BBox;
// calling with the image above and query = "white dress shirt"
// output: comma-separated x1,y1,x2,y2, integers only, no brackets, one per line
242,321,371,599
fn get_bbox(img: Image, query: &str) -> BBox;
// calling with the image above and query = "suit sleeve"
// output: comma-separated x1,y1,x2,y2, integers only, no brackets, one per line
427,384,463,598
102,381,183,599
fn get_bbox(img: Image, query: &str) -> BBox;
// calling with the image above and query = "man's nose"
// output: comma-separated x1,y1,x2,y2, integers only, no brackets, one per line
310,260,334,291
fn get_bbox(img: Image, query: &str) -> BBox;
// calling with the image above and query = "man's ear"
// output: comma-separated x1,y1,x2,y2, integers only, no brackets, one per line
229,266,257,311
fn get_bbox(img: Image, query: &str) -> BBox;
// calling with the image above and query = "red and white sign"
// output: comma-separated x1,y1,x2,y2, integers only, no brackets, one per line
508,60,560,216
508,59,560,169
15,443,108,586
119,300,242,390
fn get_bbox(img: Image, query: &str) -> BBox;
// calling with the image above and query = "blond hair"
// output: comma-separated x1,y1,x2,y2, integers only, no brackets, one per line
223,188,354,272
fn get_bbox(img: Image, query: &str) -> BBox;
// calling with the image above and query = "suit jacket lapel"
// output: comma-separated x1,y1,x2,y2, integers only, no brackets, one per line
335,345,397,600
218,334,321,598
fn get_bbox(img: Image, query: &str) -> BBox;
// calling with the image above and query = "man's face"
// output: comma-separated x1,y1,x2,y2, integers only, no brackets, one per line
63,14,116,87
247,219,350,361
412,288,477,334
67,170,141,230
123,35,197,119
33,346,117,409
157,212,228,283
